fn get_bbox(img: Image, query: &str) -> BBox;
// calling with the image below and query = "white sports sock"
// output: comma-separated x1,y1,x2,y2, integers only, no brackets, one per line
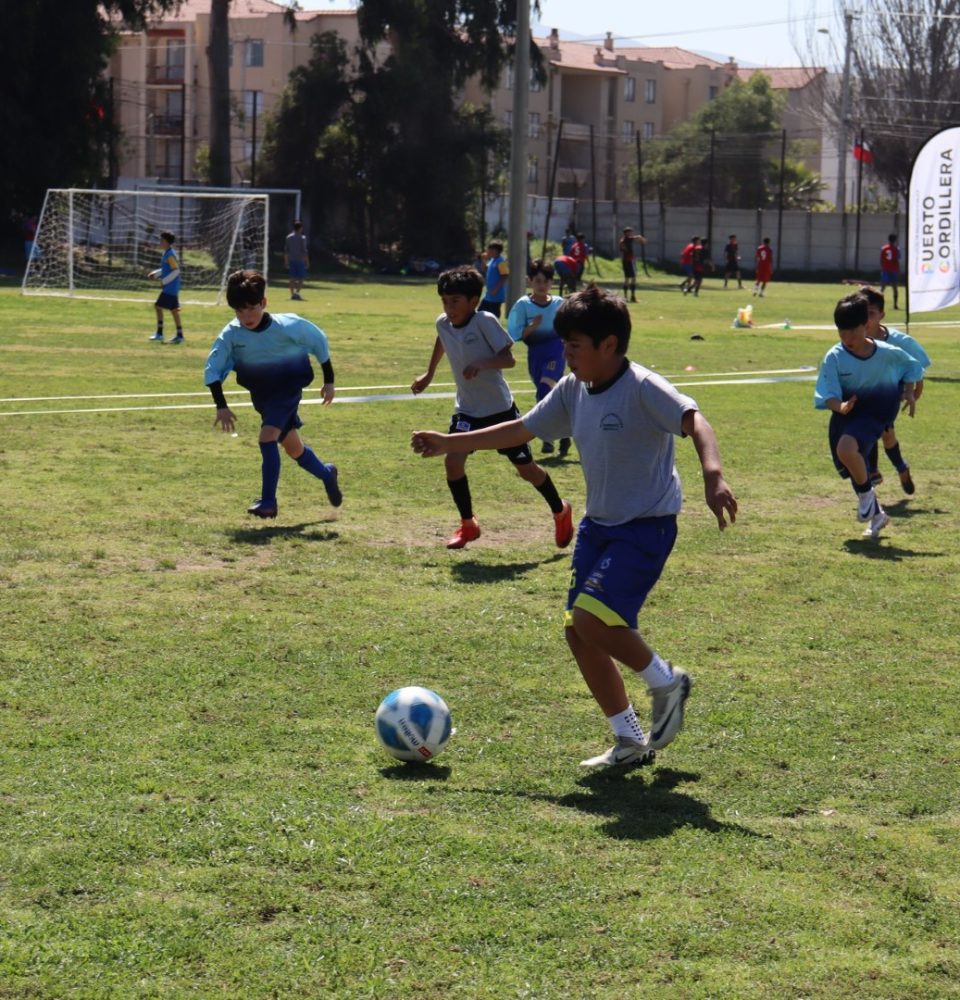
607,705,645,742
640,652,674,690
857,488,877,516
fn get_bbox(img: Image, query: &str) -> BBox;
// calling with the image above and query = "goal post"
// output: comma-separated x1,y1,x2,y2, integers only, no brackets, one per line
22,188,269,305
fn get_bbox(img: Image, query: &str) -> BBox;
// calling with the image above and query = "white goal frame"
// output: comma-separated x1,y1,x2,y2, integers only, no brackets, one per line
22,188,269,306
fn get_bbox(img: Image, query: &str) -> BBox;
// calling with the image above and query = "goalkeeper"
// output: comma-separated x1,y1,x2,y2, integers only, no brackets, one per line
204,269,343,519
148,231,185,344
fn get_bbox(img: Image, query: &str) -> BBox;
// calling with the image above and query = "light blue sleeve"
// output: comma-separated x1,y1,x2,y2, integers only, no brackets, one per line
891,346,924,385
294,317,330,364
506,298,528,341
204,324,236,385
813,350,842,409
888,330,931,371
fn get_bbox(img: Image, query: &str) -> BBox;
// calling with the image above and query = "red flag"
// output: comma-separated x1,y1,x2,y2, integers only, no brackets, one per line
853,140,873,164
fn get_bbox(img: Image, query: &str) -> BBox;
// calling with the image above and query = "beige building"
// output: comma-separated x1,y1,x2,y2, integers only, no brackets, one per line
109,0,358,184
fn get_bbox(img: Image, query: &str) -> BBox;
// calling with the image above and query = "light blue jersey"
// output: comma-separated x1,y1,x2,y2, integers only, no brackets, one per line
507,294,564,345
204,313,330,397
814,340,923,426
884,327,931,372
160,246,181,296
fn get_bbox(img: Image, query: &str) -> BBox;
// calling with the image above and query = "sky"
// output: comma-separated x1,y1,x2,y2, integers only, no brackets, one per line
294,0,845,69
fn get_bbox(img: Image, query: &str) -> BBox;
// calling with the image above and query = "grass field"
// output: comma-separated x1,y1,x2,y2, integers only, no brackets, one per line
1,269,959,998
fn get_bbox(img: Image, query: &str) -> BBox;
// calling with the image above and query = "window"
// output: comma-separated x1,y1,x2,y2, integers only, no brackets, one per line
709,85,720,100
243,90,263,121
529,68,542,92
527,156,538,184
644,79,656,104
642,122,655,139
528,112,541,139
245,38,264,67
164,38,185,81
622,120,635,143
505,63,514,90
504,110,513,130
624,77,636,102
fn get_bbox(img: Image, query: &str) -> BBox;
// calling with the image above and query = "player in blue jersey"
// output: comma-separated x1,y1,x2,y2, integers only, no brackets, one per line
413,285,737,770
148,231,184,344
814,293,923,538
862,287,930,494
411,265,573,551
204,269,342,519
507,259,571,457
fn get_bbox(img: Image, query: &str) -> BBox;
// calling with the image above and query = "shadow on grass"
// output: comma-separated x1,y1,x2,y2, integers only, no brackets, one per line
842,537,945,561
380,762,452,781
226,522,339,545
451,552,567,584
553,766,761,841
884,498,948,520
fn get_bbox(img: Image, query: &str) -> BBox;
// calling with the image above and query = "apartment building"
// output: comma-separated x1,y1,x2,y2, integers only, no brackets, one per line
108,0,358,184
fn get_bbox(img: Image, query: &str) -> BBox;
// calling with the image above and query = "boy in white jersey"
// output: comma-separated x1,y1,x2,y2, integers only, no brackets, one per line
205,270,342,519
861,287,930,494
412,285,737,768
411,265,573,551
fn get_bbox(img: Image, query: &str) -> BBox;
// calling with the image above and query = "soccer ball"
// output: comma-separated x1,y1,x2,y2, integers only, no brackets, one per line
375,686,453,762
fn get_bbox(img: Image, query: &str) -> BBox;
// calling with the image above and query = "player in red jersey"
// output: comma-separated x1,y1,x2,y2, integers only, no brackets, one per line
752,237,773,297
880,233,900,310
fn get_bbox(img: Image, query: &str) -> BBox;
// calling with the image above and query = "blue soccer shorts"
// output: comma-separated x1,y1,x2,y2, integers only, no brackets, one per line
288,260,307,279
565,515,678,629
828,411,886,478
527,339,565,403
252,390,304,439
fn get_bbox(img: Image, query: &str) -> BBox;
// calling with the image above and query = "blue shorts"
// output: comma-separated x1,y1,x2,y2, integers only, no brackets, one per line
289,260,307,279
252,390,304,438
156,291,180,310
554,260,575,280
828,411,886,478
880,270,898,287
680,263,693,277
478,299,503,317
622,258,637,279
448,402,532,465
565,515,678,629
527,339,565,402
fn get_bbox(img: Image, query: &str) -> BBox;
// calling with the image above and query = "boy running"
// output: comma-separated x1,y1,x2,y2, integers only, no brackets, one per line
412,285,737,768
148,231,184,343
204,269,342,519
411,265,573,550
814,293,922,538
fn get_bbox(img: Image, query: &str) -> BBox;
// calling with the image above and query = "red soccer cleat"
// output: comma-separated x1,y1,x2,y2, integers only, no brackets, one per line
554,500,574,548
446,517,481,549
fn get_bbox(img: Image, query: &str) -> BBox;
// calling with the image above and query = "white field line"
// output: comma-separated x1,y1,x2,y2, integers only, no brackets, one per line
0,372,817,418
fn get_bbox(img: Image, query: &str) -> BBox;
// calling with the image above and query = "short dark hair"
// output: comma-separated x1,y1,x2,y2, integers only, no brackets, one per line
728,234,737,240
528,258,555,280
160,230,175,244
762,237,771,245
576,232,585,240
437,265,484,299
293,220,303,231
226,269,267,308
554,284,631,353
888,233,898,242
861,286,885,309
487,241,503,254
834,293,869,331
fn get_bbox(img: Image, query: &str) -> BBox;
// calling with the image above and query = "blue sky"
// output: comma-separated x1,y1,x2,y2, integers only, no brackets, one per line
295,1,842,68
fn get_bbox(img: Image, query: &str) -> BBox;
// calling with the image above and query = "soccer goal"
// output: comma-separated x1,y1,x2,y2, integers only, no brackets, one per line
22,188,268,305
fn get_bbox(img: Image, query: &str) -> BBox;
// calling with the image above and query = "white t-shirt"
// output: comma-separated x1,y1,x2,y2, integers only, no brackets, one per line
436,310,515,417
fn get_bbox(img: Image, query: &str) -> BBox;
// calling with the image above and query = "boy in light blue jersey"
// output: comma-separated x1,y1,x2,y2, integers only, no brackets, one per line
506,259,570,457
413,285,737,770
148,231,184,344
205,269,341,519
411,265,572,551
479,241,509,317
862,287,930,494
814,293,922,538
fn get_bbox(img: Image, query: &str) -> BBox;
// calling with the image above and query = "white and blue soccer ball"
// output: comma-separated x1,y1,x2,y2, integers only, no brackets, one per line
375,686,453,763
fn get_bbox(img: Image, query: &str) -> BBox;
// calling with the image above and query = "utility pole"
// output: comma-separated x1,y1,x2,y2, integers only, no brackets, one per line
837,9,855,264
507,0,530,309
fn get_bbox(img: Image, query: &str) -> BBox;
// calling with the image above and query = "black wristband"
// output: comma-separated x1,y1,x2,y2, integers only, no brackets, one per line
321,360,334,384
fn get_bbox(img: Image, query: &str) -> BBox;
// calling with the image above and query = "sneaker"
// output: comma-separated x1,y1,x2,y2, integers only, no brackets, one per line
554,500,574,548
541,441,555,454
323,463,343,507
558,438,571,457
446,517,480,549
291,292,303,301
899,466,915,495
247,499,278,519
168,334,184,344
579,736,655,770
869,470,884,487
149,332,164,342
857,490,879,523
863,508,890,538
649,667,692,750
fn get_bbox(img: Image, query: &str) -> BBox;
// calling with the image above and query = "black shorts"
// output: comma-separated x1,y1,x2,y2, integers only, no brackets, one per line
622,258,636,279
448,402,533,465
478,299,503,318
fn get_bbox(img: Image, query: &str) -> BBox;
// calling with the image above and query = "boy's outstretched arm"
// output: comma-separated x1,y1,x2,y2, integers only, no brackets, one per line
681,409,738,530
411,337,445,394
412,420,533,458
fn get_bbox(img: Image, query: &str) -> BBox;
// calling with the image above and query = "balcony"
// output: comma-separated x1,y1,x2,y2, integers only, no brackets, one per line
147,64,185,85
150,115,184,136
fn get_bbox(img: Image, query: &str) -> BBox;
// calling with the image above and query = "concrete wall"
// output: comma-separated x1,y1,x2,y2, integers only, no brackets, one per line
491,195,902,275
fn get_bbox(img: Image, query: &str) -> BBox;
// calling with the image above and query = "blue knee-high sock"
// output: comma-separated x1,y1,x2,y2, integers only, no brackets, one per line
295,445,331,482
259,441,281,503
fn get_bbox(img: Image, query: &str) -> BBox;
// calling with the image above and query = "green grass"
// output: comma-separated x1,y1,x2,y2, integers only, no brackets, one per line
1,270,959,998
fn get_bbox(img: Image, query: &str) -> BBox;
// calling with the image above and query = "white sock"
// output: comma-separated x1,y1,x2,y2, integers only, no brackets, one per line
607,705,645,742
640,652,674,690
857,488,876,516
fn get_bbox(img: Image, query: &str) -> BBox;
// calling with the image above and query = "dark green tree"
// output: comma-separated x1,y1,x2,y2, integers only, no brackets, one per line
2,1,178,223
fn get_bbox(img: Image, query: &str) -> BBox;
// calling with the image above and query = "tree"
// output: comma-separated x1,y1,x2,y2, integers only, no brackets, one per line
2,0,178,225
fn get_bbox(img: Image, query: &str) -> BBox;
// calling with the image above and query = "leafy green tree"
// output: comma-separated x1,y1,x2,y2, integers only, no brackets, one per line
3,1,178,223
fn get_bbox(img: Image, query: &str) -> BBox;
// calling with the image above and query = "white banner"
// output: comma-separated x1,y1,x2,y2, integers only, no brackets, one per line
908,126,960,314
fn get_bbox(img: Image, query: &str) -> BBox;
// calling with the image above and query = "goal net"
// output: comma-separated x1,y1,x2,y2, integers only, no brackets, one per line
22,188,268,305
